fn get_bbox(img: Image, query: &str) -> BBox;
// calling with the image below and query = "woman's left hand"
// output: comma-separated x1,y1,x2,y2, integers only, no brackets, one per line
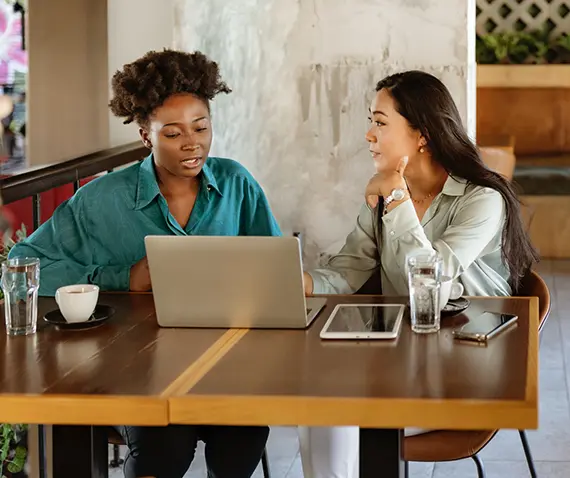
365,156,409,209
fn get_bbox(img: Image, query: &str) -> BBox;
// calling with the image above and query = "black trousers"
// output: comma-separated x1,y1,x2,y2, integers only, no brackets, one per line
115,424,269,478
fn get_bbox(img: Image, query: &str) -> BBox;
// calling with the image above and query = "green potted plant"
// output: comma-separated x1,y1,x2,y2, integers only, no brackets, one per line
476,32,522,64
554,34,570,64
0,424,28,477
477,28,570,88
476,29,553,65
518,29,552,64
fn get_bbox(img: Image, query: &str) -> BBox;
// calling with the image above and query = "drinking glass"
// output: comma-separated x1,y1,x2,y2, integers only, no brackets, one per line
407,251,442,334
1,257,40,336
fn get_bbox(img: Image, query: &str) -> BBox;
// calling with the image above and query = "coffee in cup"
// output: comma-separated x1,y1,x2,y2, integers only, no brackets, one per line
55,284,99,323
439,276,463,310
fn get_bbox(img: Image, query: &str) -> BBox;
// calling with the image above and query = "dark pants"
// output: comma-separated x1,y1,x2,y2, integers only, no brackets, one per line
115,424,269,478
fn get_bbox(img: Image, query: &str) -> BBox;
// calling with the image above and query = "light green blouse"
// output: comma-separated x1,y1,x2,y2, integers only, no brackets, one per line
309,175,512,297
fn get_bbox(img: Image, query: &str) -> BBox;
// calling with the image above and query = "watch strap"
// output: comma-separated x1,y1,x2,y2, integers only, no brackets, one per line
383,195,394,215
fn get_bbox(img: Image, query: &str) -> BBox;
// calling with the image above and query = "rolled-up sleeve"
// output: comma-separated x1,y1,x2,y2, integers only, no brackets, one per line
9,196,131,296
239,174,282,237
309,203,379,294
382,188,505,282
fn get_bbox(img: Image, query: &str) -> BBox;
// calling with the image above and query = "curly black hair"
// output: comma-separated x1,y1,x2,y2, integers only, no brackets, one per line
109,49,232,126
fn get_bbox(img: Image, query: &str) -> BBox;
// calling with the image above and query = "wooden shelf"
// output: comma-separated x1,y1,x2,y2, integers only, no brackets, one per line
477,64,570,88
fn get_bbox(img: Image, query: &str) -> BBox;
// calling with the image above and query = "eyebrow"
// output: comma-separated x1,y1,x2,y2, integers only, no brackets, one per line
162,117,208,127
370,110,387,117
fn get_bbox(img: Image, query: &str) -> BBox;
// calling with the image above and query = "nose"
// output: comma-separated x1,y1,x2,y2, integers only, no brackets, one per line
365,127,376,144
181,142,199,151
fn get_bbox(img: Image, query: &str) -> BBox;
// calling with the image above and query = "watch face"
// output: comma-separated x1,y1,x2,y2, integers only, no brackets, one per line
392,188,406,201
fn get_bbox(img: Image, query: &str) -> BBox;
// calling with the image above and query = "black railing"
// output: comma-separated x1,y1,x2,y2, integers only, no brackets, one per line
0,142,147,230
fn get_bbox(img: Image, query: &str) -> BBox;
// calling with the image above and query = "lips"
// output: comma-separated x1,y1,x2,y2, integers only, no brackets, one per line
181,156,202,169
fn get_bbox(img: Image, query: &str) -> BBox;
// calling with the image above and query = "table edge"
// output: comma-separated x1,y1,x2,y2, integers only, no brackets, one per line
0,395,168,426
168,395,538,430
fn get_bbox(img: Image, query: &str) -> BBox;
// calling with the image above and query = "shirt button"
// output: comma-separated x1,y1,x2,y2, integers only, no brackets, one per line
390,231,395,236
385,218,391,223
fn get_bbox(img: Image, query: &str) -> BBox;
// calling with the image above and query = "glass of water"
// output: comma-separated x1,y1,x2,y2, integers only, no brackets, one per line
1,257,40,336
407,251,442,334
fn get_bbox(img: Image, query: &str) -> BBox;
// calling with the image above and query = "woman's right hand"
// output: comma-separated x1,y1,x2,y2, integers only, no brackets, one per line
303,272,314,296
129,257,152,291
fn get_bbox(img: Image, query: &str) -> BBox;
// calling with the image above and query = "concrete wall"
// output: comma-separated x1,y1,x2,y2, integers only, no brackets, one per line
174,0,476,266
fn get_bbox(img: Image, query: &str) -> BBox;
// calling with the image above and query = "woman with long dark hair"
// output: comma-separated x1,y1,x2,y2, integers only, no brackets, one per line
300,71,539,477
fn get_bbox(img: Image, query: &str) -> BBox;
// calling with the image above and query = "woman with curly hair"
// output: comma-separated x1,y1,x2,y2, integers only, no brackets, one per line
10,49,279,478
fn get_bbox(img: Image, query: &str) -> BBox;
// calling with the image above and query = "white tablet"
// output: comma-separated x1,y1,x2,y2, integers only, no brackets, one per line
319,304,405,340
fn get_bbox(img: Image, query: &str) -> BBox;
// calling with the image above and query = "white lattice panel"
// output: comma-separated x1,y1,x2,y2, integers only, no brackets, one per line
477,0,570,36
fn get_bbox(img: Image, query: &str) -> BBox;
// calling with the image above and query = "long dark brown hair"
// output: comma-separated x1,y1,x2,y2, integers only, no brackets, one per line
376,71,539,292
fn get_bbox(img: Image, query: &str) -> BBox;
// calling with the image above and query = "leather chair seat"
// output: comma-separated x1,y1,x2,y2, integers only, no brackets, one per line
107,427,125,445
404,430,496,462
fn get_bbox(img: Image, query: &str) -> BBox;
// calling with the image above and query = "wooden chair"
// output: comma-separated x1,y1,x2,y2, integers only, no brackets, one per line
479,147,516,181
478,134,516,181
107,427,272,477
404,269,551,478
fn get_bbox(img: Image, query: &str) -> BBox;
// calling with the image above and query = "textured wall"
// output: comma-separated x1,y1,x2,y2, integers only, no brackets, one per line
174,0,475,267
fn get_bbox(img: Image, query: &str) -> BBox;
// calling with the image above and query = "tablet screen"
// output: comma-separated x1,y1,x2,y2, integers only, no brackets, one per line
324,305,403,334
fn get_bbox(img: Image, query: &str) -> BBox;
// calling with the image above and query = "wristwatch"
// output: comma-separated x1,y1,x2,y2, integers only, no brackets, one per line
383,188,407,213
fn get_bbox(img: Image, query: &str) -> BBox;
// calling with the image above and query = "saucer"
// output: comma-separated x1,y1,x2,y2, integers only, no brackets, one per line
441,298,470,317
43,305,115,330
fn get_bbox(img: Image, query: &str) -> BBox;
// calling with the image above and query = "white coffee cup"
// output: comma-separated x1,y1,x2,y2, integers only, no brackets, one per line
55,284,99,323
439,275,463,310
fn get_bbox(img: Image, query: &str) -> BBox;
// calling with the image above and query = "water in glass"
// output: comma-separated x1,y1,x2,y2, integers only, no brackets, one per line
1,257,40,336
407,252,442,334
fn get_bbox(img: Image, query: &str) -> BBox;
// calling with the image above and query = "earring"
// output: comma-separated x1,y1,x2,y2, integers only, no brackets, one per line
419,147,425,153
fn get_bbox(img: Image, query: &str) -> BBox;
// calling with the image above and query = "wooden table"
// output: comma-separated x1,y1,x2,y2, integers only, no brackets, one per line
0,294,538,478
170,295,539,478
0,293,237,477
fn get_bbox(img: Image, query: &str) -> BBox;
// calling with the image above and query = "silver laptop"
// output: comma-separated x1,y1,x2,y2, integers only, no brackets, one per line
144,236,327,328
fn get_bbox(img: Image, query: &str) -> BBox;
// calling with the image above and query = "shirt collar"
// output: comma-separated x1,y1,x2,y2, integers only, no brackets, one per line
134,154,161,210
441,175,467,196
134,154,222,210
200,161,223,197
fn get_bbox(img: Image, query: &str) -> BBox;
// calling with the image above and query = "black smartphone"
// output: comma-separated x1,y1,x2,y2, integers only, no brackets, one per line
452,311,518,343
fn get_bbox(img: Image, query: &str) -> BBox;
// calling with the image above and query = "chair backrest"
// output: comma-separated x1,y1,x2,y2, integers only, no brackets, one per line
517,269,551,334
480,146,516,180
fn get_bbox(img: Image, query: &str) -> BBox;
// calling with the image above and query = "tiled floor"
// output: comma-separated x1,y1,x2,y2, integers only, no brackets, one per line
109,260,570,477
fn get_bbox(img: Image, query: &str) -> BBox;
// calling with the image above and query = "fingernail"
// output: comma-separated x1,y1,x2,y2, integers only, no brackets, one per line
403,156,409,163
